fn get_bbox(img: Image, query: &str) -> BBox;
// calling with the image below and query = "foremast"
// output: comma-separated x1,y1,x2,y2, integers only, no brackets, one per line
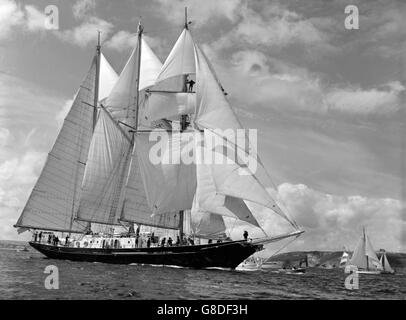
68,32,102,236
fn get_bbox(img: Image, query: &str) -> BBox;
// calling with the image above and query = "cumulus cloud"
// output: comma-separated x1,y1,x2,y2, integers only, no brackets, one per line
56,16,113,47
154,0,242,25
105,30,166,59
0,0,24,39
104,30,137,51
72,0,96,20
0,0,49,39
207,48,404,117
326,81,405,115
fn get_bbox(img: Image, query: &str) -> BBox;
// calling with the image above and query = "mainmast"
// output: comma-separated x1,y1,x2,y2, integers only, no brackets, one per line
178,7,190,240
364,227,369,270
93,31,101,130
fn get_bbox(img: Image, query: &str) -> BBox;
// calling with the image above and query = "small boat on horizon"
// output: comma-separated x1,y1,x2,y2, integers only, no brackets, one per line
347,227,394,275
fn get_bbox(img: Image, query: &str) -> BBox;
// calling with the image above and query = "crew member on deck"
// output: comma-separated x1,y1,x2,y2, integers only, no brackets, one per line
38,231,42,243
147,237,151,248
167,237,173,246
33,232,38,242
65,235,69,246
243,230,248,241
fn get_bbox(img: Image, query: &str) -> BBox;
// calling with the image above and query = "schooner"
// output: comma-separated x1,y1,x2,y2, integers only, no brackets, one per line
14,11,303,269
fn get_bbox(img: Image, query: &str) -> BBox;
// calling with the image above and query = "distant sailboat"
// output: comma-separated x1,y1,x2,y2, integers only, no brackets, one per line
348,228,383,274
379,251,395,274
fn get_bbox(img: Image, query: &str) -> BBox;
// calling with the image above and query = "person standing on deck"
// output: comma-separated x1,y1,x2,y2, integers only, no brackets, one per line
243,230,248,241
65,235,69,246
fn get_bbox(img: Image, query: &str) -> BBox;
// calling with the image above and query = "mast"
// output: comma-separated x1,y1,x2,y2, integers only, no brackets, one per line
178,7,189,239
94,31,101,130
68,32,101,236
135,21,143,132
364,227,369,270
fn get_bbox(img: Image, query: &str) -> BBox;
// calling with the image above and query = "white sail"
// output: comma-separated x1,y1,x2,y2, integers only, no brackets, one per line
155,28,195,84
191,210,227,239
349,229,382,270
134,131,196,215
76,108,132,225
194,44,242,131
144,91,196,122
365,233,382,268
99,53,119,101
139,38,163,91
15,57,98,233
120,145,181,229
105,35,163,129
349,235,367,269
195,130,282,220
104,41,140,127
380,253,394,273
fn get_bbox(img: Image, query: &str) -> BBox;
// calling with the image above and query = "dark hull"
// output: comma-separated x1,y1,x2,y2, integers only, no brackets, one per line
29,241,263,269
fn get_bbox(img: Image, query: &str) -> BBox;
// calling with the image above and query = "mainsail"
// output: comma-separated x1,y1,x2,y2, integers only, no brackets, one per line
15,56,98,233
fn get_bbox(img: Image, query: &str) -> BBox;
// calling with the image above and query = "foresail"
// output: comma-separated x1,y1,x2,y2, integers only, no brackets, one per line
383,253,394,272
76,108,131,225
365,234,381,264
15,57,97,233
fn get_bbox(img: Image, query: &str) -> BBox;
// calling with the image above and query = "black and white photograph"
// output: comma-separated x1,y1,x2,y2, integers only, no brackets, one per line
0,0,405,307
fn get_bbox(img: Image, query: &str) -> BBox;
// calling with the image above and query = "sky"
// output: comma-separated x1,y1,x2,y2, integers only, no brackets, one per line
0,0,405,252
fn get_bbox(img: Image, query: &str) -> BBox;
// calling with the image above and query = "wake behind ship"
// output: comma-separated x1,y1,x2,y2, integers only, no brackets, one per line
14,9,303,269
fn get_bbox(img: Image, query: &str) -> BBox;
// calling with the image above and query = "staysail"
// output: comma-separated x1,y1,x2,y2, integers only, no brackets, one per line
75,108,132,225
380,252,394,273
15,56,98,233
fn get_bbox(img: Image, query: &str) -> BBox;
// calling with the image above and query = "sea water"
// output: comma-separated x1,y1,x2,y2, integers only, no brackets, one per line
0,245,405,299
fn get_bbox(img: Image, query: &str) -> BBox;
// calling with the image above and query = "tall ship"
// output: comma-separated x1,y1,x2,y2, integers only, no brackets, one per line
14,10,303,269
